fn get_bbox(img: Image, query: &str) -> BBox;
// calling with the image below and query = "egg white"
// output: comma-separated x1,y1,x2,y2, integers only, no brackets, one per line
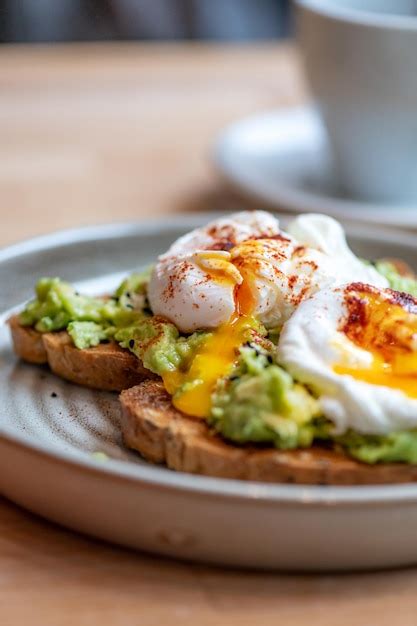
147,211,279,332
166,210,281,257
147,252,238,332
287,213,388,289
148,211,388,333
277,285,417,435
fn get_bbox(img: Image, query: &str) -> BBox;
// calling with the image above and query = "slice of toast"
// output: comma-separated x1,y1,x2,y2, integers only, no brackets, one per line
120,380,417,485
9,315,155,392
8,314,48,364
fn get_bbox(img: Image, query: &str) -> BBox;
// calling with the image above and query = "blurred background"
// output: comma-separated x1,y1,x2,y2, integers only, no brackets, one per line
0,0,292,43
0,1,300,247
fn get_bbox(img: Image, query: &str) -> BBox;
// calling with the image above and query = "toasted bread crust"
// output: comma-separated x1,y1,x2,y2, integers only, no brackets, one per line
9,315,154,391
120,381,417,485
9,314,48,364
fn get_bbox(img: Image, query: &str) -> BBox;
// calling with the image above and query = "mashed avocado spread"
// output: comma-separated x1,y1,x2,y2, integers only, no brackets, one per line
374,260,417,296
19,262,417,464
19,272,152,348
211,345,326,449
19,271,208,372
337,431,417,464
115,318,208,374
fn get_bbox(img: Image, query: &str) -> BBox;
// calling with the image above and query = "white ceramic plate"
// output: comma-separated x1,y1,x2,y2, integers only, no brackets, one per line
214,107,417,227
1,214,417,572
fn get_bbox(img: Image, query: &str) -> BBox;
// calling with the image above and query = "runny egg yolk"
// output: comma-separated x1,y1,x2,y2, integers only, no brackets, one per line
162,313,256,417
334,289,417,398
162,250,257,418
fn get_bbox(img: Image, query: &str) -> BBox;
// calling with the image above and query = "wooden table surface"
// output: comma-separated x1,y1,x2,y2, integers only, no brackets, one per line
1,42,417,626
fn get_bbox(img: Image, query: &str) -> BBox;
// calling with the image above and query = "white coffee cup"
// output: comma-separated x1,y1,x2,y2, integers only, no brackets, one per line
295,0,417,204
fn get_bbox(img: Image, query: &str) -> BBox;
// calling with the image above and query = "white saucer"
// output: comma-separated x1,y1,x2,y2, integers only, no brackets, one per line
214,106,417,227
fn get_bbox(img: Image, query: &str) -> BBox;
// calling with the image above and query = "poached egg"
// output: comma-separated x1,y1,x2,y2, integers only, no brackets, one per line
278,283,417,434
148,211,387,333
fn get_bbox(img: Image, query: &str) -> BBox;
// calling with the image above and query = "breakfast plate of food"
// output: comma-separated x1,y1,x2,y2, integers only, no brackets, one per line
1,211,417,571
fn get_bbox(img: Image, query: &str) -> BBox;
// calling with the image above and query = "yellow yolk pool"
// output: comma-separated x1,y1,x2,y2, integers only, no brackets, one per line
162,313,256,417
334,288,417,398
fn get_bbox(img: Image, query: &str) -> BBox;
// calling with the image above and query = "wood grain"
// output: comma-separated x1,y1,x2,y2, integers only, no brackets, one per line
0,42,303,247
2,495,417,626
0,42,415,626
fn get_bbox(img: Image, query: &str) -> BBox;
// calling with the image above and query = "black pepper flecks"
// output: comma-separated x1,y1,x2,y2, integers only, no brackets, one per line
51,392,58,398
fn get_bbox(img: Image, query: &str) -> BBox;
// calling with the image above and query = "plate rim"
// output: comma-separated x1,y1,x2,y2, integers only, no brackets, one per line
3,215,417,506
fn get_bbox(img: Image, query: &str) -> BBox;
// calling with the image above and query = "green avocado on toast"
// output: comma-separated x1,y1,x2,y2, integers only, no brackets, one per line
10,211,417,483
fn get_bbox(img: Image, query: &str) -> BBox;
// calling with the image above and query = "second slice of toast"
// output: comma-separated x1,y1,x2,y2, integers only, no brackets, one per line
9,315,155,391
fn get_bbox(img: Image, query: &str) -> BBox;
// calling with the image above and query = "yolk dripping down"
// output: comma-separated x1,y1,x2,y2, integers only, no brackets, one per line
334,288,417,398
162,251,256,418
